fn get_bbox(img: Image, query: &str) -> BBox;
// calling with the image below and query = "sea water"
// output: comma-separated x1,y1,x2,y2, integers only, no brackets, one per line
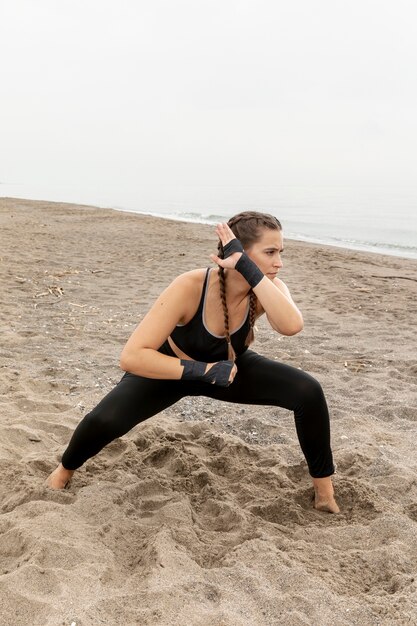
1,182,416,260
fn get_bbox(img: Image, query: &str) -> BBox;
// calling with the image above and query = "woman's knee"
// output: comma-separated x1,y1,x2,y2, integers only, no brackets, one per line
294,372,326,410
81,405,122,438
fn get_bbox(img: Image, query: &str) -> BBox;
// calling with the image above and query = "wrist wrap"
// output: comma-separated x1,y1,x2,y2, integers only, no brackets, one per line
180,359,234,387
235,253,263,288
223,239,244,257
222,238,263,288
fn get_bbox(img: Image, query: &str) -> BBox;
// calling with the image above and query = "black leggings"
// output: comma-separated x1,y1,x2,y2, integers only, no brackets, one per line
61,348,335,478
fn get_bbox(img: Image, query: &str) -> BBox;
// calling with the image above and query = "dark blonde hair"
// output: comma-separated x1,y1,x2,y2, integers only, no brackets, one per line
217,211,282,360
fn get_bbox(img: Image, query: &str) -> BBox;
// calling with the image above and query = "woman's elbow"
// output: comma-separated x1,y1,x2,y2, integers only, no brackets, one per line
119,354,129,372
281,314,304,336
285,321,304,335
119,347,136,372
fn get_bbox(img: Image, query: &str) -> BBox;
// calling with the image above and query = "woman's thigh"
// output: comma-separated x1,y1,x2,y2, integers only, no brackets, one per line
198,349,322,410
88,372,188,433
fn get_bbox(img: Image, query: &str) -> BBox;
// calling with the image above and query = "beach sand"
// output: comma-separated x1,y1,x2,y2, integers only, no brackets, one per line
1,197,417,625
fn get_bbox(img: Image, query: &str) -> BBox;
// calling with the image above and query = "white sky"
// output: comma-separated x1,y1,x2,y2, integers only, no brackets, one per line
1,0,416,189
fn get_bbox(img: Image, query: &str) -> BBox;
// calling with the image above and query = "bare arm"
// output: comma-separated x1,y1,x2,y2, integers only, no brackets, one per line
120,273,195,378
253,276,303,335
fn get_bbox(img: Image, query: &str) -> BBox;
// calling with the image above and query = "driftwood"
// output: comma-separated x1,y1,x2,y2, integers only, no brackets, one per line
34,286,64,298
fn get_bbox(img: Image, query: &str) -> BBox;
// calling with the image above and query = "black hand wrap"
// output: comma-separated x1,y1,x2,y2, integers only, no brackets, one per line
223,239,244,257
180,359,234,387
222,238,264,289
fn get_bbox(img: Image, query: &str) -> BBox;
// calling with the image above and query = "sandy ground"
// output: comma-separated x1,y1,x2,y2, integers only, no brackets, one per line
1,197,417,626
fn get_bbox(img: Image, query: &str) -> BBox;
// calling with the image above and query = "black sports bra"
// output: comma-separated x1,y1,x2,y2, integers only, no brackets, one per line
160,268,250,362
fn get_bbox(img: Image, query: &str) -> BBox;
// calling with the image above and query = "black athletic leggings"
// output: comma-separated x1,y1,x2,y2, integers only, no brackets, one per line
61,346,335,478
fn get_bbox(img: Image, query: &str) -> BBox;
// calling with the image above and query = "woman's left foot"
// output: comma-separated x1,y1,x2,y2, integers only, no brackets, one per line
314,495,340,514
312,476,340,514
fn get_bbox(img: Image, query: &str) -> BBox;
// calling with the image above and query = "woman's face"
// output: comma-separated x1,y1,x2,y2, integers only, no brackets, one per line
245,228,284,279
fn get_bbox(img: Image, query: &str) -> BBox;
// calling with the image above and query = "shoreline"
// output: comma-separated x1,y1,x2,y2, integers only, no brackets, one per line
114,206,417,261
2,194,417,261
1,197,417,625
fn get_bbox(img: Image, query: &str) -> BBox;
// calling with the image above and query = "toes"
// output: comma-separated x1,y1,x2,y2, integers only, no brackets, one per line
314,499,340,514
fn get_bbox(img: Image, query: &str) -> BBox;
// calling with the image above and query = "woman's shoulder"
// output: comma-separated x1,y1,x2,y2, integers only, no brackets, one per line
170,267,210,297
168,268,210,323
177,267,208,280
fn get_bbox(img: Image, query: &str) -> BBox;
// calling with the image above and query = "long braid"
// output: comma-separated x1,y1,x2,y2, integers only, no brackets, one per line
246,290,257,346
218,256,236,361
217,211,281,354
235,211,260,346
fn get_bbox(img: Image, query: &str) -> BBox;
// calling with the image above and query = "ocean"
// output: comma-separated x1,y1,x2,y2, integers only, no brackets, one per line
1,183,417,260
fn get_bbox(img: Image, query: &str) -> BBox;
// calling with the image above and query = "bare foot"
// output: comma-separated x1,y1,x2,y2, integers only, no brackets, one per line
314,495,340,514
46,463,74,490
312,476,340,514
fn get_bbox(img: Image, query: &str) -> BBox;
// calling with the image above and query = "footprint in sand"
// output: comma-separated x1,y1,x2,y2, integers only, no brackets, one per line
138,495,179,518
250,495,307,527
112,478,170,507
393,405,417,421
14,397,73,414
29,419,74,440
0,526,29,575
142,445,177,468
23,379,56,395
404,502,417,522
194,498,245,532
331,478,383,522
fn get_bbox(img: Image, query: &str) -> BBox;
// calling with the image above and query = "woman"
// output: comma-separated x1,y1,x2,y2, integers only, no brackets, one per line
47,211,340,513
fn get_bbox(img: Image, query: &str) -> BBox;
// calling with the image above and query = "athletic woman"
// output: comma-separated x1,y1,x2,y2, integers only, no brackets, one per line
47,211,340,513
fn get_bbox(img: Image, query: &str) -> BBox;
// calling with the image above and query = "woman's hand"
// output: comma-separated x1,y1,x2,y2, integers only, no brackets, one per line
205,360,238,385
209,222,243,270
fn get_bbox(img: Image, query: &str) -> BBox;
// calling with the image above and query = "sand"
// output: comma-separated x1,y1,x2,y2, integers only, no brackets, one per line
1,197,417,626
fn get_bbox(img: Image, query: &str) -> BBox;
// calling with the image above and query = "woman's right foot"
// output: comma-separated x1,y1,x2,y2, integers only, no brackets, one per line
46,463,75,489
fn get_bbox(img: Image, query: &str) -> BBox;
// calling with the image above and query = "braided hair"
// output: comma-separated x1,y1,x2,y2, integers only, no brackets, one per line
217,211,282,360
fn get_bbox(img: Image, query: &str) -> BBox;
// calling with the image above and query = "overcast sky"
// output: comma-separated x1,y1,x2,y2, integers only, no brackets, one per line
1,0,416,191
